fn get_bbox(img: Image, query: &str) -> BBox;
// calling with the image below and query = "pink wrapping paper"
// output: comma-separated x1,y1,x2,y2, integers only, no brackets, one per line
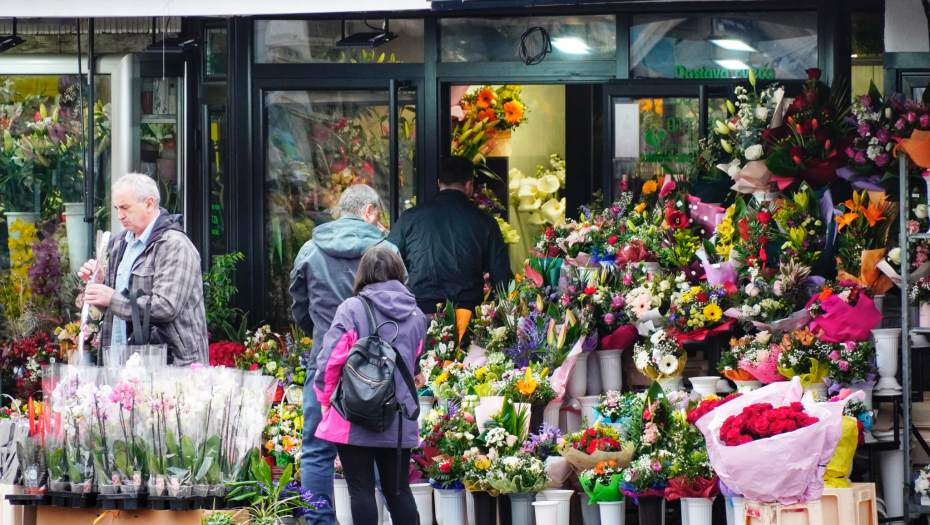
550,339,585,403
699,256,737,287
809,295,882,343
738,352,786,384
688,196,726,239
694,378,843,504
729,161,775,194
462,344,489,368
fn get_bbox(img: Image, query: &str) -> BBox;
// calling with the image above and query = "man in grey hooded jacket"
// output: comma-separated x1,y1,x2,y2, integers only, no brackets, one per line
289,184,401,525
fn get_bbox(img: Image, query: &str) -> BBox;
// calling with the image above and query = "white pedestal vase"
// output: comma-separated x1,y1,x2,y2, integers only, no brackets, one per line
562,409,583,434
544,399,562,429
922,495,930,506
578,396,601,427
466,490,475,525
579,493,602,525
587,353,602,396
598,350,623,393
716,379,735,394
434,488,445,525
567,353,589,399
597,500,625,525
410,483,434,525
688,376,719,398
879,448,904,525
533,501,560,525
733,380,762,392
509,493,537,525
334,479,352,525
437,489,466,525
418,396,436,428
873,329,903,396
540,489,573,525
806,382,828,399
656,376,683,392
683,498,713,525
63,203,90,274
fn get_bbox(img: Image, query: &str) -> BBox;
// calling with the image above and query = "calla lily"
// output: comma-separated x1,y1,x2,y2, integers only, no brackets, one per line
518,195,541,211
537,174,560,195
517,178,538,197
527,212,546,225
749,68,756,87
540,197,565,226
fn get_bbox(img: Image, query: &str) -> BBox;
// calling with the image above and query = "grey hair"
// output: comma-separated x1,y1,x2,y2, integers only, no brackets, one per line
113,173,161,206
337,184,382,218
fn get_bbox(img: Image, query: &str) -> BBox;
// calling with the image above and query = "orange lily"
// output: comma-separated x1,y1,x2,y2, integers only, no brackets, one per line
835,212,859,233
861,202,886,227
517,367,537,396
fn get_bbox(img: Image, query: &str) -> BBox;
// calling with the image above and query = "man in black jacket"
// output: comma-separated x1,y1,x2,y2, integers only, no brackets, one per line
388,157,514,314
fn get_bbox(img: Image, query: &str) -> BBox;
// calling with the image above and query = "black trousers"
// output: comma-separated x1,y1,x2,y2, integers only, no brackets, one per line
336,443,419,525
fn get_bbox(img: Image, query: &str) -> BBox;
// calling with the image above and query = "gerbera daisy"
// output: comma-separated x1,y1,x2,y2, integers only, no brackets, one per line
503,100,524,125
477,108,497,122
703,304,723,322
630,293,652,318
658,355,679,376
476,88,495,109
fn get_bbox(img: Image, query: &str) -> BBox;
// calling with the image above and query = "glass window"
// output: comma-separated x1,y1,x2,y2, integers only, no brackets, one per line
254,20,424,63
207,107,227,257
851,11,884,98
0,74,111,275
140,77,184,216
631,12,818,80
264,89,416,326
440,15,615,62
205,26,228,79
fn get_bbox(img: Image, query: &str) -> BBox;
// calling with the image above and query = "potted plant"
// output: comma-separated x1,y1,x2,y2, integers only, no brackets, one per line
227,461,322,525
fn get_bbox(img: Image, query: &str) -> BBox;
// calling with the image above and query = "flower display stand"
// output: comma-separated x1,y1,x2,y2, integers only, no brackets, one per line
579,492,602,525
821,483,878,525
334,479,352,525
656,376,683,391
733,380,763,392
872,329,903,395
587,352,603,396
508,492,537,525
682,497,713,525
688,376,719,398
466,490,474,525
577,396,600,426
434,488,444,525
543,399,562,429
743,498,823,525
726,496,745,525
437,489,466,525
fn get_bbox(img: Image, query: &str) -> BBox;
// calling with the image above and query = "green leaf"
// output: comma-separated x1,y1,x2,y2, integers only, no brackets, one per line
114,440,130,476
764,148,800,177
148,452,161,477
47,449,64,480
868,80,883,107
180,435,196,471
279,464,293,488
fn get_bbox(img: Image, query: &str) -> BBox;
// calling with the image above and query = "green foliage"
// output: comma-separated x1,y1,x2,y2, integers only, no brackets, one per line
203,252,247,342
47,448,64,481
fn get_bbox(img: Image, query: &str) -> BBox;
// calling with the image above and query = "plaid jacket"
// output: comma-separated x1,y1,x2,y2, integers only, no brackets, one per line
97,210,208,366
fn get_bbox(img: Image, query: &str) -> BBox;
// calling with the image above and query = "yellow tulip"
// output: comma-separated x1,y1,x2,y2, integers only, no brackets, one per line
540,197,565,226
726,100,735,114
748,69,756,87
537,174,561,195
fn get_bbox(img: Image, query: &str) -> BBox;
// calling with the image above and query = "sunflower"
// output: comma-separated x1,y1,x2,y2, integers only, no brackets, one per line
503,100,524,125
476,88,495,109
658,355,679,376
702,304,723,322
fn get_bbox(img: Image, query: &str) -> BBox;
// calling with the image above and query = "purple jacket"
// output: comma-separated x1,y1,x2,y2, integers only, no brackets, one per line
314,280,426,448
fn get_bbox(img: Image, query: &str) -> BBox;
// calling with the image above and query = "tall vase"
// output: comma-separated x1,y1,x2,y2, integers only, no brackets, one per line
598,500,624,525
656,377,683,392
438,489,466,525
578,396,601,427
435,488,445,525
466,490,475,525
411,483,434,525
872,328,903,395
533,501,560,525
587,352,603,396
508,492,537,525
688,376,719,398
418,396,436,427
540,489,573,525
680,499,689,525
879,448,904,525
683,498,713,525
471,491,498,525
567,353,589,399
543,399,562,430
637,496,664,525
63,203,90,275
598,350,623,392
333,479,352,525
580,493,603,525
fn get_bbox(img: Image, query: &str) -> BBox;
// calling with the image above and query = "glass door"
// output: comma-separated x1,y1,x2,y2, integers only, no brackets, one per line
261,82,418,328
603,84,730,201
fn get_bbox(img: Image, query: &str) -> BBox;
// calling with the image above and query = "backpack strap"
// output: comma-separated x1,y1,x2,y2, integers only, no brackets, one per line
359,296,379,338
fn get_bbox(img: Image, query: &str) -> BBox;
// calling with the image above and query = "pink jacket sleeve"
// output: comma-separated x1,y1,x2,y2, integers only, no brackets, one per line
313,300,359,407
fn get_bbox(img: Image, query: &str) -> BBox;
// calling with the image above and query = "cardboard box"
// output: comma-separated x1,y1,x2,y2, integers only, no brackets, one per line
36,508,245,525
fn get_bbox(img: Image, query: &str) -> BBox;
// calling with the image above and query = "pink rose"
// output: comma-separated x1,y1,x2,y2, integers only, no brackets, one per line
659,181,676,198
912,220,922,234
828,350,840,361
838,360,849,372
623,274,632,285
922,114,930,128
908,112,917,123
561,296,571,306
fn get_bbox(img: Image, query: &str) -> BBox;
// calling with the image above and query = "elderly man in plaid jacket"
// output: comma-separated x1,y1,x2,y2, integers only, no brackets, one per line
79,173,208,365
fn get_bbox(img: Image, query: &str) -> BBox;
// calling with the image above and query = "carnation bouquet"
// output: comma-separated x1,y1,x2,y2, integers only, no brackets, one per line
422,401,478,489
633,329,686,379
823,340,876,392
558,425,635,474
616,452,673,499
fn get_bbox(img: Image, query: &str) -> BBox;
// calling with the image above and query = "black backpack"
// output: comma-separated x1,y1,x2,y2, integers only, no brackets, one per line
330,295,419,433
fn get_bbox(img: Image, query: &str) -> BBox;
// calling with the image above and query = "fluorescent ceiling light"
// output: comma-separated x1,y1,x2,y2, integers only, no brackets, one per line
714,59,751,70
709,39,757,52
552,37,591,54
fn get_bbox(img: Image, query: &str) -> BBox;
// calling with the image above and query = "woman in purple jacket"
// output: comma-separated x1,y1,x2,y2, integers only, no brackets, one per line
314,246,426,525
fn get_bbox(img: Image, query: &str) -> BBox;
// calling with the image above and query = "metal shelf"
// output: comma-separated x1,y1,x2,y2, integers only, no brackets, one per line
910,233,930,240
141,115,177,124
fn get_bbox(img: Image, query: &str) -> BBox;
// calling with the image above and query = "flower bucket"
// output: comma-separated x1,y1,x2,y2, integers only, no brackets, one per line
411,483,434,525
334,478,353,525
533,501,560,525
508,492,537,525
683,497,713,525
732,380,762,392
438,488,466,525
598,500,624,525
725,496,744,525
466,490,475,525
873,328,902,395
540,489,573,525
567,353,589,399
598,350,623,393
471,490,497,525
587,353,602,396
578,396,601,426
419,396,436,428
688,376,719,398
99,484,120,495
637,496,664,525
434,488,445,525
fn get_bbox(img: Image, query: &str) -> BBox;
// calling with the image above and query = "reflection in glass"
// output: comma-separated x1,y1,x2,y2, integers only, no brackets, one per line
264,90,416,326
255,20,424,63
205,27,228,78
140,77,183,216
208,108,227,257
612,98,702,187
440,15,615,62
631,12,817,79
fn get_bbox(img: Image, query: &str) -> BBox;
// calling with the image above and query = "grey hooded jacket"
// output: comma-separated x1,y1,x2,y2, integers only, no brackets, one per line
289,215,402,369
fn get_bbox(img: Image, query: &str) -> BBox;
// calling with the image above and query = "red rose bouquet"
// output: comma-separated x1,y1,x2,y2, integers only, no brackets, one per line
719,402,819,446
686,393,742,425
209,341,247,367
558,425,635,473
